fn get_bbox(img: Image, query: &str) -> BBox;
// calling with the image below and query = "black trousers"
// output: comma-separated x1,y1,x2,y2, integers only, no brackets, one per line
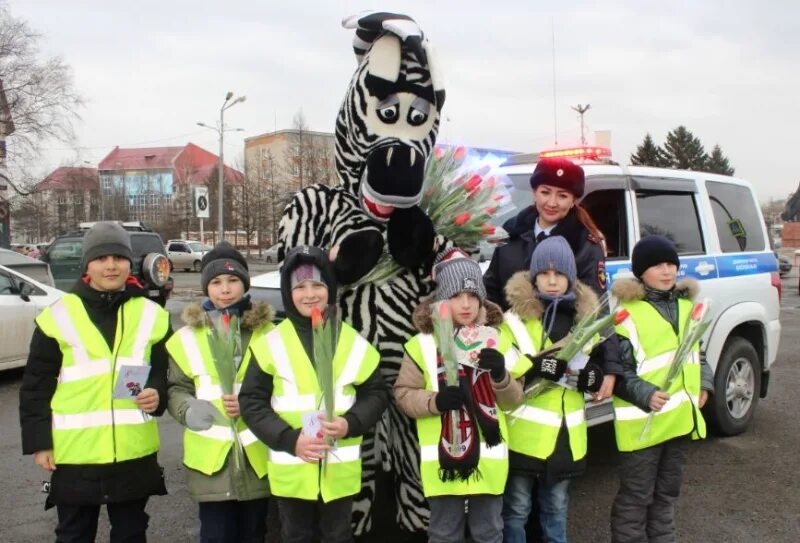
277,496,354,543
198,498,270,543
55,498,149,543
611,438,690,543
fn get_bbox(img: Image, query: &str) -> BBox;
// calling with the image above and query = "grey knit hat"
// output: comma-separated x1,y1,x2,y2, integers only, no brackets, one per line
433,248,487,303
530,236,577,287
200,241,250,295
82,222,133,271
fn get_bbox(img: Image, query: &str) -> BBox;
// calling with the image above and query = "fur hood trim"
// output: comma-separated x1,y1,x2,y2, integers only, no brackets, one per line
504,271,600,321
411,296,504,334
181,300,275,330
611,277,699,302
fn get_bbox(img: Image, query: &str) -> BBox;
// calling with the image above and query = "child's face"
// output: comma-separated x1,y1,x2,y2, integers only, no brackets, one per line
641,262,678,290
86,255,130,292
208,274,245,309
291,281,329,317
533,184,576,227
535,269,569,296
447,292,481,326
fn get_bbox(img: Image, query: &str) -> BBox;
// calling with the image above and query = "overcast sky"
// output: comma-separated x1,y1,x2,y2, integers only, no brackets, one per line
10,0,800,201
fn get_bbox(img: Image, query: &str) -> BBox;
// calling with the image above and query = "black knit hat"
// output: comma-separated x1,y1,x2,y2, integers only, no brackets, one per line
529,157,585,198
200,241,250,295
631,235,680,278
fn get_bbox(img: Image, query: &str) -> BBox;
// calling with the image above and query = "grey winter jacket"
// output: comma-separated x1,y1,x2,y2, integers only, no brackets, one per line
611,278,714,412
167,299,274,503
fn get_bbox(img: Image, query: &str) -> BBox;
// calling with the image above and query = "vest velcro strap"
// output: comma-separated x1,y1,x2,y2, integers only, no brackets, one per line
614,390,694,421
58,358,111,383
419,442,508,462
53,409,151,430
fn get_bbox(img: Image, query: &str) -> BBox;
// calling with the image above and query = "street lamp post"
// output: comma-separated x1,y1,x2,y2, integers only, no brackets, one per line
198,91,245,243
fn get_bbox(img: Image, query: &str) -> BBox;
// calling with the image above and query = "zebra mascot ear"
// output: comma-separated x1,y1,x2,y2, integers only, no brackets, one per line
337,11,446,269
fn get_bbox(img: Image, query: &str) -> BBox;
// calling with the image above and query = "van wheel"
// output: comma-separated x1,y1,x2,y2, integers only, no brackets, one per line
709,337,760,436
193,260,202,273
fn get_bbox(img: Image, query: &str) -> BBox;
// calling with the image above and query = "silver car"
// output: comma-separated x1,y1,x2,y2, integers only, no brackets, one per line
166,240,208,272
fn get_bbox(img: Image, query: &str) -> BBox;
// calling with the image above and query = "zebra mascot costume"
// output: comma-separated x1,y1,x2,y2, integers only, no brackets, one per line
278,12,453,537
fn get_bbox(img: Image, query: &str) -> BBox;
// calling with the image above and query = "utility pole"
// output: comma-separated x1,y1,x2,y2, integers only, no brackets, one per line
571,103,591,146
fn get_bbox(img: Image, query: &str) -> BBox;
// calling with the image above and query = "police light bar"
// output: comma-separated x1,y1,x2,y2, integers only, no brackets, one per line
539,146,612,160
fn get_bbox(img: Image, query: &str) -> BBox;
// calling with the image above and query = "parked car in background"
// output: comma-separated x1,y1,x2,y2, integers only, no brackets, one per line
775,251,791,276
0,264,63,370
263,243,280,263
166,239,208,272
0,248,55,286
42,225,173,305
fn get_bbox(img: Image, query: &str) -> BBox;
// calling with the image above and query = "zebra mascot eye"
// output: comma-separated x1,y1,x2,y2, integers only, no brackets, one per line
407,97,431,126
376,97,400,124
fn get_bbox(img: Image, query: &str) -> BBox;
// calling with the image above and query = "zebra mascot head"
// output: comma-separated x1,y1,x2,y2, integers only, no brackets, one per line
338,12,445,224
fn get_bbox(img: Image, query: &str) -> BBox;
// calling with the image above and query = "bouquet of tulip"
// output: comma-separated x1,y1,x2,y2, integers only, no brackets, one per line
639,299,711,441
311,305,340,466
353,145,510,286
431,301,463,456
519,295,630,401
205,309,244,468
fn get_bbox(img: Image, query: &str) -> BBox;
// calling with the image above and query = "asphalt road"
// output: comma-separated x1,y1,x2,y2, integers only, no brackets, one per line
2,275,799,542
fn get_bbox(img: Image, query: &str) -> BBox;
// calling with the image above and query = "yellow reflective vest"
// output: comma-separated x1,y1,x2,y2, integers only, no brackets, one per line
613,298,706,452
166,323,272,478
249,319,379,502
402,330,525,497
35,293,169,465
499,312,593,462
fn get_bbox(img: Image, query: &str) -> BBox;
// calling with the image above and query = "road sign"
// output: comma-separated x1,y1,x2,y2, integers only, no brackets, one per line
194,186,210,219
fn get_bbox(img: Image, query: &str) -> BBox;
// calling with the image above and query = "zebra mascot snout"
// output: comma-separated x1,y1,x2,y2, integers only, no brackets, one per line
278,12,457,538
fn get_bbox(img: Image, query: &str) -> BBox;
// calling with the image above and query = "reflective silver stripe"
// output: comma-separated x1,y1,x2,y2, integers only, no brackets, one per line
179,327,207,377
614,390,693,421
336,333,368,389
130,301,158,363
510,405,562,428
190,425,233,441
272,393,317,412
504,348,520,372
267,331,299,396
196,384,224,401
564,409,586,428
269,449,304,465
419,334,439,392
239,428,259,447
51,299,93,370
115,356,147,367
335,393,355,411
419,442,508,462
269,445,361,465
504,312,536,355
637,350,699,377
52,409,152,430
619,318,647,367
59,359,112,383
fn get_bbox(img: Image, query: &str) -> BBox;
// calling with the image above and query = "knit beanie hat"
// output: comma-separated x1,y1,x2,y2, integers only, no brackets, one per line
529,157,585,198
290,263,327,289
82,221,134,271
432,248,486,303
631,235,680,278
200,241,250,295
529,235,578,288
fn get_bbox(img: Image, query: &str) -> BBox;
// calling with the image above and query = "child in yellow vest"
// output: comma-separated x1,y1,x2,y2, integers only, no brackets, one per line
500,235,619,543
239,245,389,543
166,241,274,542
395,249,525,543
610,235,714,543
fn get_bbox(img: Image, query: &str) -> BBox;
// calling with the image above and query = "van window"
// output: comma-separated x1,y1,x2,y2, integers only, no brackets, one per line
581,189,628,259
706,181,766,253
47,239,82,261
636,191,704,254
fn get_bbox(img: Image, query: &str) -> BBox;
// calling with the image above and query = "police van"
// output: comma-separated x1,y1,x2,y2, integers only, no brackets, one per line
493,146,781,436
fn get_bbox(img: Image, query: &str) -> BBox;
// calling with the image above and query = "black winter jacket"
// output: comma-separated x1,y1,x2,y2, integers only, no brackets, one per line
18,278,171,507
484,206,606,310
239,246,389,456
611,278,714,412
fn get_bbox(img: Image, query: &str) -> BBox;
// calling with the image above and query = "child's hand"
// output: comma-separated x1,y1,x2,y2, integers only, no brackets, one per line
699,390,709,408
649,390,670,412
135,388,159,413
222,394,240,417
319,415,349,439
593,374,616,401
34,449,56,472
295,432,330,463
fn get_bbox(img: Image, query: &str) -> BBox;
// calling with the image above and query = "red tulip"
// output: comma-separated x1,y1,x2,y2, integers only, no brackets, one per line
454,213,471,226
613,308,630,325
452,175,466,187
493,194,504,202
486,176,496,189
485,207,497,215
483,224,496,235
454,146,466,160
691,303,705,320
463,175,482,193
311,307,323,328
434,146,445,159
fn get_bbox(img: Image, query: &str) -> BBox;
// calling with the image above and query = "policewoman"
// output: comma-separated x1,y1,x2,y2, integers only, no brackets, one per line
19,221,171,542
166,242,273,542
239,245,389,543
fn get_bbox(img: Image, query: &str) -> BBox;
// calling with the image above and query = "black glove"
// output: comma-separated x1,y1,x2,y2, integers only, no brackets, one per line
477,348,506,381
387,205,436,269
434,385,464,412
575,363,604,393
526,353,568,382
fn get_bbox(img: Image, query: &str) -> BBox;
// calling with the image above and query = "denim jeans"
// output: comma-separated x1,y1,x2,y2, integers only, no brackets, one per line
503,473,570,543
